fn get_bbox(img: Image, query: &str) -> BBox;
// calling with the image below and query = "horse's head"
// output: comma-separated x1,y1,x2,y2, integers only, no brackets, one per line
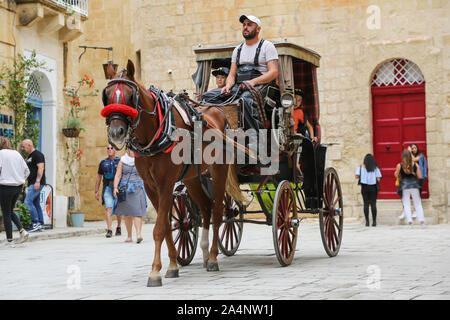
101,60,140,149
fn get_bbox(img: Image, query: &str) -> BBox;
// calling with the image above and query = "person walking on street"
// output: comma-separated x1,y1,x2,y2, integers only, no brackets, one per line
395,149,425,228
0,137,30,247
398,144,428,220
95,144,122,238
355,154,382,227
21,139,46,232
113,148,147,243
409,143,427,195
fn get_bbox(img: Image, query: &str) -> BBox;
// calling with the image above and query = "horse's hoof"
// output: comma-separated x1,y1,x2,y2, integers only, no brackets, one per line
147,276,162,287
207,262,219,272
165,269,179,278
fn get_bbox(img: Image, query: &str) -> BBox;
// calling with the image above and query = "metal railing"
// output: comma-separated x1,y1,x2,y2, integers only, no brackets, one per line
50,0,88,17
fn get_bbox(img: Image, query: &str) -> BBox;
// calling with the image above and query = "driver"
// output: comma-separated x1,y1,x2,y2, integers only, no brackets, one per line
202,15,279,131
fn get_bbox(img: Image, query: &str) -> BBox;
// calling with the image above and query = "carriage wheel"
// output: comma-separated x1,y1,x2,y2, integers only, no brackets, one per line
170,193,199,266
272,181,298,266
218,193,243,256
319,167,344,257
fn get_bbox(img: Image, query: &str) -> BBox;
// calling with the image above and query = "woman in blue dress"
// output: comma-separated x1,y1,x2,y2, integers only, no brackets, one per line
113,149,147,243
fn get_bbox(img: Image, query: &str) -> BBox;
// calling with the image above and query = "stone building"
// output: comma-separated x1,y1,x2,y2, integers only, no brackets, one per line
1,0,449,225
0,0,88,227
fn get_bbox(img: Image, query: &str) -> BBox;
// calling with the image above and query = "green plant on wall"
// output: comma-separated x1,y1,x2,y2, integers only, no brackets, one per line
0,51,51,149
17,203,31,229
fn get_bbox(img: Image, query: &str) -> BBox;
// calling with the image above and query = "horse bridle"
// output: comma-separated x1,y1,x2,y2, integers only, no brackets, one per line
101,70,176,154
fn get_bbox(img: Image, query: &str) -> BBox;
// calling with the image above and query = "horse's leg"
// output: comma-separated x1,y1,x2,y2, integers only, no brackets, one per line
144,182,158,212
164,209,179,278
147,182,175,287
144,181,179,278
207,164,228,272
184,178,212,268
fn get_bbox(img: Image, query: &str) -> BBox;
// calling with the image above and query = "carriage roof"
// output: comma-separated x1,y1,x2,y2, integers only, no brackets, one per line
193,42,321,68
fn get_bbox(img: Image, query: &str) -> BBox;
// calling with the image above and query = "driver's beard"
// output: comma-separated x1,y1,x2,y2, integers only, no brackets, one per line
243,29,257,40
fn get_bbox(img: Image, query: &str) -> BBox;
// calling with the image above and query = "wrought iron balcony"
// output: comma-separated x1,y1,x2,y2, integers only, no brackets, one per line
49,0,88,17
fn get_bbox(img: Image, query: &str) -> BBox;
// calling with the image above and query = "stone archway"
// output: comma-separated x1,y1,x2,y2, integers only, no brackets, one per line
25,51,57,190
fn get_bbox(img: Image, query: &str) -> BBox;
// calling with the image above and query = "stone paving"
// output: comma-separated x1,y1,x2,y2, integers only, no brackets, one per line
1,220,450,300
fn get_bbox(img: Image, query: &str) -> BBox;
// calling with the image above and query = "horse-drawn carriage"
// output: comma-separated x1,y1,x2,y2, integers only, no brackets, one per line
101,41,343,286
170,42,344,267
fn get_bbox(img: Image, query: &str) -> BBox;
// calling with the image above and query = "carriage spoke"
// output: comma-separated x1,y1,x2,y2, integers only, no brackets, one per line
332,195,341,208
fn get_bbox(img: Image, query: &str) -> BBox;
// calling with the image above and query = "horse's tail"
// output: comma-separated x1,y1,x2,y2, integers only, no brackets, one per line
225,164,246,204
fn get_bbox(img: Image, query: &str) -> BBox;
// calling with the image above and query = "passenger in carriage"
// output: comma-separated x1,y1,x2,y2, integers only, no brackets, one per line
293,88,317,175
202,14,279,132
293,89,317,142
212,67,229,89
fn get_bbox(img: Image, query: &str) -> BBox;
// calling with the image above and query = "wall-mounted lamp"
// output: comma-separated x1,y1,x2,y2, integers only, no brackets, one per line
78,45,118,79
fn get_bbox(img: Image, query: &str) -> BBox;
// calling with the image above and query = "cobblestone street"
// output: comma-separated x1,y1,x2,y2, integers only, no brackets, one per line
1,221,450,300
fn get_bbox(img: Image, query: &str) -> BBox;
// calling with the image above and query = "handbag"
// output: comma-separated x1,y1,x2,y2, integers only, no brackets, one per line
117,185,127,202
117,167,134,203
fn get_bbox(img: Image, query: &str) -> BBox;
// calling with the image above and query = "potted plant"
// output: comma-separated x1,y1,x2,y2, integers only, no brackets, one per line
12,203,32,231
63,75,97,226
62,75,96,137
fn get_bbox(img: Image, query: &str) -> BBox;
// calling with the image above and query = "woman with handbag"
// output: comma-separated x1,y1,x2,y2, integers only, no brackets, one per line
0,137,30,247
113,148,147,243
394,149,425,228
409,143,427,195
355,154,382,227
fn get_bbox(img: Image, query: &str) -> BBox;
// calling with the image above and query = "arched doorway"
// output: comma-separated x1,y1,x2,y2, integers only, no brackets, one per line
371,59,428,199
24,54,57,191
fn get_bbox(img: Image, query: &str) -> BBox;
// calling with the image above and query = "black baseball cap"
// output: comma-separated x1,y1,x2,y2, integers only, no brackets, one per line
212,67,230,77
294,88,304,97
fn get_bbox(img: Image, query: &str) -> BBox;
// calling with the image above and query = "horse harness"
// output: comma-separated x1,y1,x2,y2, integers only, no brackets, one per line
101,72,216,187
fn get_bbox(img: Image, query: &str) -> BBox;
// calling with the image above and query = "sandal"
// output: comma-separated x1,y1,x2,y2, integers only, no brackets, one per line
137,237,143,244
124,238,133,243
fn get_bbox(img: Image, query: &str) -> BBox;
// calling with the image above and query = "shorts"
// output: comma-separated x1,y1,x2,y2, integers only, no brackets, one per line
103,186,116,209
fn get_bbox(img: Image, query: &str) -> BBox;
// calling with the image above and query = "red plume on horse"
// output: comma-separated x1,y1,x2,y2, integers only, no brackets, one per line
101,60,244,287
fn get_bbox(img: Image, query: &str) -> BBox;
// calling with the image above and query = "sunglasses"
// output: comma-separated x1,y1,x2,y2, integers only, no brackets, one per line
107,147,114,150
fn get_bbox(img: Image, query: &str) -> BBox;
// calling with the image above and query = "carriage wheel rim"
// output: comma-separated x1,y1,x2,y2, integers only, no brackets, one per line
219,193,243,256
320,168,343,257
272,181,298,266
170,195,198,266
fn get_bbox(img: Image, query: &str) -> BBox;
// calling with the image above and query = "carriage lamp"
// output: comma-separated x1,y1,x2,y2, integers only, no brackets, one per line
280,92,294,107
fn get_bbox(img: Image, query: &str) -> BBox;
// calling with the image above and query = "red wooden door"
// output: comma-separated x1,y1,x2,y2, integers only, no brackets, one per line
372,84,428,199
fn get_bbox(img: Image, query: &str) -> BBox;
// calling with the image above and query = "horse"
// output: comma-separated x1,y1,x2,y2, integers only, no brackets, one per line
101,60,244,287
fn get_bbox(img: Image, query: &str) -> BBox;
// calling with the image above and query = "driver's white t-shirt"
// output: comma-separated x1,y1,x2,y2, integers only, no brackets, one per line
231,39,278,74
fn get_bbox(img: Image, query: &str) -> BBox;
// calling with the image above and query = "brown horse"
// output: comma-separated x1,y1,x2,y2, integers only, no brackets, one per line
101,60,243,287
